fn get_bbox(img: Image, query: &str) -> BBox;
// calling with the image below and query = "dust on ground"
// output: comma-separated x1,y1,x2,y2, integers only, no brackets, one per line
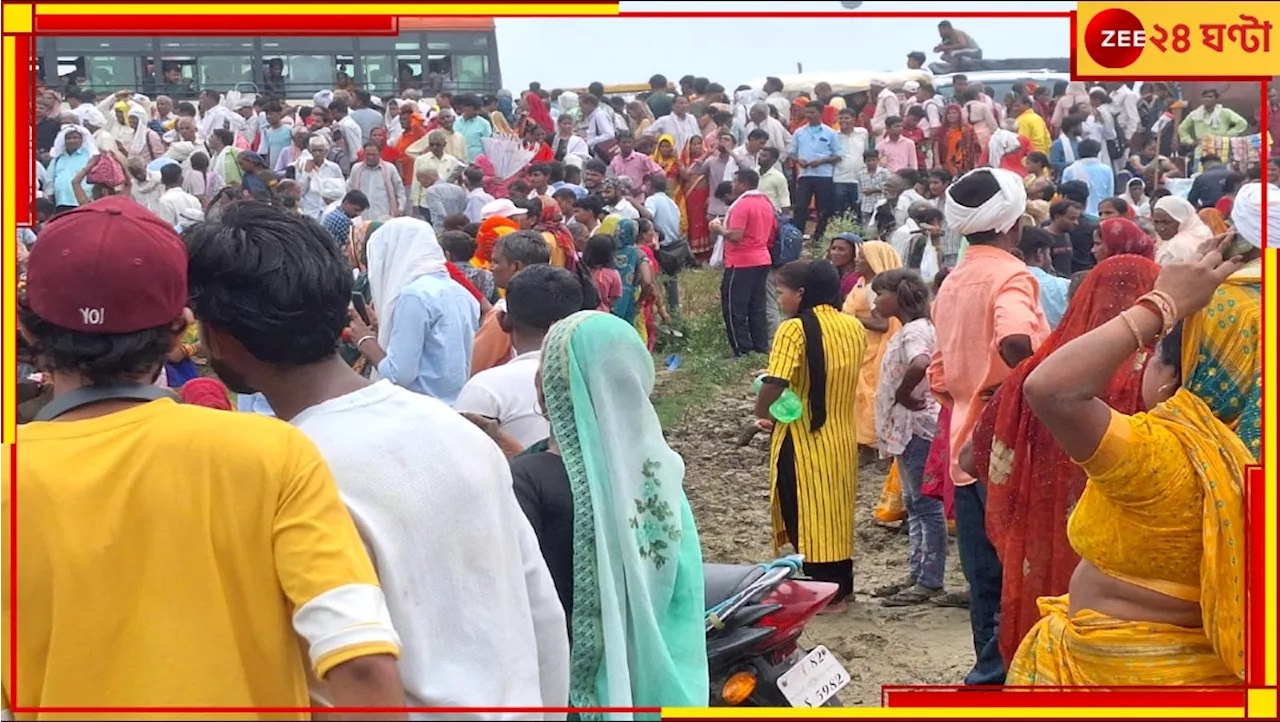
662,375,975,707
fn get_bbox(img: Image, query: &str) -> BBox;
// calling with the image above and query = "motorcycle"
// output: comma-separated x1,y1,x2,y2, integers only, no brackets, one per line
704,556,850,708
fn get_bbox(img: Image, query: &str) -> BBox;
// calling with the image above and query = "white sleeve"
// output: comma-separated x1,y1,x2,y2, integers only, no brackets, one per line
453,378,500,419
512,498,570,713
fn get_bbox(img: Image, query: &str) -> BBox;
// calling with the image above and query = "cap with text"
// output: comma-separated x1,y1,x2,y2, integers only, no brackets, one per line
25,196,188,334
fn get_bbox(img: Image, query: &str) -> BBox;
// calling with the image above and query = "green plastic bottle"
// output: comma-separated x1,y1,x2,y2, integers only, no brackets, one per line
752,375,804,424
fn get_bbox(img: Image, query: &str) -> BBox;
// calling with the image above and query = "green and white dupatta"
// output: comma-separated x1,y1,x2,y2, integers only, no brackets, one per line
540,311,709,719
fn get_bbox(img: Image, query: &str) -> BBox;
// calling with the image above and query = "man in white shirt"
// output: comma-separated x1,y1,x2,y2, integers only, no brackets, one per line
834,109,869,219
744,102,792,159
601,177,644,220
763,76,792,123
1106,81,1141,145
154,163,202,227
581,94,616,160
644,94,702,156
870,77,901,135
463,166,496,223
724,128,768,182
757,147,792,218
346,142,407,222
328,99,364,168
184,203,570,719
455,265,581,449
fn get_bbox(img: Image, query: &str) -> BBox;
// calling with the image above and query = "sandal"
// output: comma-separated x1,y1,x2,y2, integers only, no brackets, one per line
882,584,945,607
871,577,916,598
931,589,971,608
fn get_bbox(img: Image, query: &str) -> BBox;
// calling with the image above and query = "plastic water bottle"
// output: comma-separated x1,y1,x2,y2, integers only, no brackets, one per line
752,375,804,424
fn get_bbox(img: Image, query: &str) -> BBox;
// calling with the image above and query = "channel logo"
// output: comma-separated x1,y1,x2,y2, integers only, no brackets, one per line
1084,8,1147,69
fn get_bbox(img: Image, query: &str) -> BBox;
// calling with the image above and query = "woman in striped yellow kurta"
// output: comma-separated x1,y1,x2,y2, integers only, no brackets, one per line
755,259,867,610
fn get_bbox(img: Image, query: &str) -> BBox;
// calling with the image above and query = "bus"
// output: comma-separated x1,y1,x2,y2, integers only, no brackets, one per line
35,16,503,103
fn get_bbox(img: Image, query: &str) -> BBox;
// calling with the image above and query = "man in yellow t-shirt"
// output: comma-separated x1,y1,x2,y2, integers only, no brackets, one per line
1014,96,1052,156
4,197,406,719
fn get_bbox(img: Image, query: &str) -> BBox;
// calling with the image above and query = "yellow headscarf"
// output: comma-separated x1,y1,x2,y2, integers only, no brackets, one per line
650,133,679,170
599,214,623,237
859,240,903,275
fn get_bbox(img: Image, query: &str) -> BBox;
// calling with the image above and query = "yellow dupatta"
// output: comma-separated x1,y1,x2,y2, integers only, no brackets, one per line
841,241,903,447
651,134,688,236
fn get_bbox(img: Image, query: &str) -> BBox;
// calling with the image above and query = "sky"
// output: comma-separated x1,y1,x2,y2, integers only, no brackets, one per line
494,0,1076,91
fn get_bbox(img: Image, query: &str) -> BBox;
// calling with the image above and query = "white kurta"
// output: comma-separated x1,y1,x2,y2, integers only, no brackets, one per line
347,160,408,222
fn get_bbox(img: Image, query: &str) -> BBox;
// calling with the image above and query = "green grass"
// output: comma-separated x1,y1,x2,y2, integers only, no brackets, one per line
651,268,758,429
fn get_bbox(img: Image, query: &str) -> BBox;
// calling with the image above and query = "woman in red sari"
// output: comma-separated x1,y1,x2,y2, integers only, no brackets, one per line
680,134,712,259
933,103,978,177
520,121,555,165
969,255,1160,665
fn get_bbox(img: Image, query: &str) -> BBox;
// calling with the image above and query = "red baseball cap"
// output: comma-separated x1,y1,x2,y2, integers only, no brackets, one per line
25,196,188,334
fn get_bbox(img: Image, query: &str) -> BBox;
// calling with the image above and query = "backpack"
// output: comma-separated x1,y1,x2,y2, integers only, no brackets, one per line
770,213,804,268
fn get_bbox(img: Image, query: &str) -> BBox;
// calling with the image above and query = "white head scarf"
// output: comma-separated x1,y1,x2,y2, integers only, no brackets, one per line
365,217,451,348
313,89,335,109
73,104,106,129
559,91,580,115
987,129,1021,169
127,103,152,156
944,167,1028,236
51,124,98,159
1229,182,1279,249
1153,195,1215,265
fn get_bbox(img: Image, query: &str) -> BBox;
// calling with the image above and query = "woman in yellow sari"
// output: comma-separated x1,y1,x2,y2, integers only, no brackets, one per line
841,241,903,452
1012,232,1259,686
651,134,688,237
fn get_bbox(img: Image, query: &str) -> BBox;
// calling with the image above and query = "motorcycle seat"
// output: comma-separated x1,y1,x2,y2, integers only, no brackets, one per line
704,563,766,609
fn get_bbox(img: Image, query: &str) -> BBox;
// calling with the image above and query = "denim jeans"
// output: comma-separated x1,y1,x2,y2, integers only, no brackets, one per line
897,435,946,590
834,182,861,219
954,481,1006,686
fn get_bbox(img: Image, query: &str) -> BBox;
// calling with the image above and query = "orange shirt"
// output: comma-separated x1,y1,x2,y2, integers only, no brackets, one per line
470,305,515,376
928,245,1049,486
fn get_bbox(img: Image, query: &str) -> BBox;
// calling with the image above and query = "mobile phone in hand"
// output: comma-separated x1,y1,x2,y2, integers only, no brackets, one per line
351,292,371,325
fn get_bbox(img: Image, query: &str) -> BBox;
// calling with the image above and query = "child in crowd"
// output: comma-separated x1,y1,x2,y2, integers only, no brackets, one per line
871,267,946,606
440,230,498,303
583,234,622,313
856,150,891,224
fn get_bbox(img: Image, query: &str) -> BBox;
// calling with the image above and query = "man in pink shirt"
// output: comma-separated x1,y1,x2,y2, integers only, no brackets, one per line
878,115,919,173
929,167,1048,688
711,168,777,356
608,131,663,202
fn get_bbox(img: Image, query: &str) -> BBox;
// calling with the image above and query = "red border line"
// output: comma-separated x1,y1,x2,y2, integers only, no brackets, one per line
15,33,33,226
883,687,1247,709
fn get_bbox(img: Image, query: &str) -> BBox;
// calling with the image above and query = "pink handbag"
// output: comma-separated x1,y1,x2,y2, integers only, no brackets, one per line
85,153,126,187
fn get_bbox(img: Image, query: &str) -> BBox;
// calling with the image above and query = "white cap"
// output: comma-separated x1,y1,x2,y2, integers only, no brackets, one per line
480,198,528,220
903,81,921,93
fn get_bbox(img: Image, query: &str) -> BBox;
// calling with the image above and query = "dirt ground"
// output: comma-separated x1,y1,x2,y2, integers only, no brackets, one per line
665,379,975,707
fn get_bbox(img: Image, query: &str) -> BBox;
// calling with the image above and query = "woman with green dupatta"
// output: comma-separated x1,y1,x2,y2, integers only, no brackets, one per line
508,311,708,715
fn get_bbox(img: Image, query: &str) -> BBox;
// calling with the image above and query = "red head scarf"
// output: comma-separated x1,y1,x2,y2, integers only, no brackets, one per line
524,92,555,134
179,378,233,411
970,254,1160,666
537,202,579,272
1098,217,1156,260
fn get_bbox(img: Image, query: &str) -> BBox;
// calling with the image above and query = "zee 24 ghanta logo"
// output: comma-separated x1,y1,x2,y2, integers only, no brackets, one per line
1084,7,1273,69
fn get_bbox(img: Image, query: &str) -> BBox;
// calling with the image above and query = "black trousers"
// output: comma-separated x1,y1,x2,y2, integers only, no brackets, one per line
776,434,855,601
793,176,836,241
720,264,771,356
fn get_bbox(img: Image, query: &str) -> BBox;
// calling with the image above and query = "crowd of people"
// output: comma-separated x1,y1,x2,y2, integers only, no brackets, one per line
9,26,1276,715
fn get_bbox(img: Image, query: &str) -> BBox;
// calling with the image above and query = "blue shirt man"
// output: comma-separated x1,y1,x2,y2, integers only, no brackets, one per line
454,112,493,162
376,272,479,405
787,112,842,179
49,141,93,208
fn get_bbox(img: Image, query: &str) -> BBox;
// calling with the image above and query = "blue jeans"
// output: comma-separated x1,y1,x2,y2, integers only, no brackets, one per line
897,435,946,590
954,481,1006,686
834,182,860,220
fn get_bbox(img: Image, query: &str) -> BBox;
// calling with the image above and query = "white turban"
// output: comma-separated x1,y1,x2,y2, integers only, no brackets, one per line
944,167,1028,236
902,81,921,93
1230,181,1280,249
233,97,254,111
313,89,334,109
73,104,106,129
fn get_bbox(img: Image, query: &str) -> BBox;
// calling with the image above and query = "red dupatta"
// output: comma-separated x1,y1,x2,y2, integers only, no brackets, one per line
536,202,579,272
970,255,1160,666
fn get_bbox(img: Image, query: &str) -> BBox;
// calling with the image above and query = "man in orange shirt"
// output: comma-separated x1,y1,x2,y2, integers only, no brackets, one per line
929,168,1049,687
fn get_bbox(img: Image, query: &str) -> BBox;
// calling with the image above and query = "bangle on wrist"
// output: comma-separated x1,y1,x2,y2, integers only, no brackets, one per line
1119,309,1153,370
355,335,377,351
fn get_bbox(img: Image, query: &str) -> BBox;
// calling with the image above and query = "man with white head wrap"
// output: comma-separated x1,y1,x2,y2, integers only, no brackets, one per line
48,125,97,211
1230,181,1280,249
930,166,1049,690
870,75,900,135
296,134,346,219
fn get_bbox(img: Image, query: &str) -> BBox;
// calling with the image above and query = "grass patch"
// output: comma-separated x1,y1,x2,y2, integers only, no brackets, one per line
652,268,758,429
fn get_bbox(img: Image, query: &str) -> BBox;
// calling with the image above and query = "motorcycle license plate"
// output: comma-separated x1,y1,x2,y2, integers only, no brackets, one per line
777,645,849,708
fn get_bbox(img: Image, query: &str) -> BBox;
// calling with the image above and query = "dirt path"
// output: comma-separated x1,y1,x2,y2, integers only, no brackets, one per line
665,380,975,706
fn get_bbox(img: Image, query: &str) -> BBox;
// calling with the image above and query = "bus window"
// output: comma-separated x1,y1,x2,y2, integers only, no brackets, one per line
198,56,254,92
156,58,198,99
262,54,335,97
453,55,487,92
58,56,142,94
363,55,423,95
